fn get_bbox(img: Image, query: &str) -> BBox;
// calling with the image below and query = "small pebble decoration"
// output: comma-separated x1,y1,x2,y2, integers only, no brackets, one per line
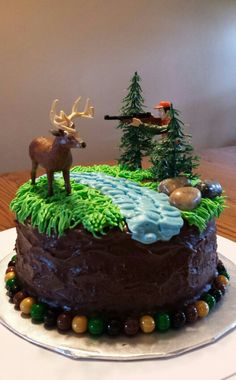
158,176,191,195
197,180,222,199
169,187,202,211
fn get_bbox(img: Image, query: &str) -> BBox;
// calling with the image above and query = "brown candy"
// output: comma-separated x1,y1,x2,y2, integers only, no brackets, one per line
169,187,201,211
158,177,191,196
13,291,27,309
57,313,72,331
6,266,15,274
124,318,139,336
185,304,198,323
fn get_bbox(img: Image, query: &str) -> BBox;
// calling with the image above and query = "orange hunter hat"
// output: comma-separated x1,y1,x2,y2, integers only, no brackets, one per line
154,101,172,109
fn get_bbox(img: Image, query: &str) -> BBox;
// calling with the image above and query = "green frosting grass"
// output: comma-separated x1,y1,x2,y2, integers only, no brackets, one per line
10,176,125,237
10,164,226,237
181,196,226,231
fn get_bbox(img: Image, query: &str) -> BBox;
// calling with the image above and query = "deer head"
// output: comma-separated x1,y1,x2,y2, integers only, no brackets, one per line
49,97,94,148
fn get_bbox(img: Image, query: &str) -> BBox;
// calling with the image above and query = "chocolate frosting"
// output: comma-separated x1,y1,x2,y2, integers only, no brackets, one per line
15,220,218,318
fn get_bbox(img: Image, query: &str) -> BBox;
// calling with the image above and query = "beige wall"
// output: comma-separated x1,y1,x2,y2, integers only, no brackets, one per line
0,0,236,173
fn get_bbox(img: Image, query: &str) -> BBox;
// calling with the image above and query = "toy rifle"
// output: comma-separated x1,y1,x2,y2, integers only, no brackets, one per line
104,112,162,125
104,113,168,135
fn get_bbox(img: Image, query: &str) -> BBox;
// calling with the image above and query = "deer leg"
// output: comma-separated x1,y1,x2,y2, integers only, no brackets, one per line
47,170,54,196
31,160,38,185
63,169,71,195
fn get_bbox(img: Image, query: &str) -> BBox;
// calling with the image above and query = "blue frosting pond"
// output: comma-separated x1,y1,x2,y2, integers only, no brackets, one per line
66,172,184,245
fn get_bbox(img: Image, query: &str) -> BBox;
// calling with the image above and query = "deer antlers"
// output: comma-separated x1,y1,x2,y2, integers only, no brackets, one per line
50,97,94,133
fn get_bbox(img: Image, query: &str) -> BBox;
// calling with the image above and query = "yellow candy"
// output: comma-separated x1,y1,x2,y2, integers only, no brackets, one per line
195,300,209,318
217,275,229,287
139,315,155,333
4,272,15,282
72,315,88,334
19,297,36,315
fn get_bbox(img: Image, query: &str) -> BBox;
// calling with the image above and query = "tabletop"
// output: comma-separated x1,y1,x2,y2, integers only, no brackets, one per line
0,146,236,241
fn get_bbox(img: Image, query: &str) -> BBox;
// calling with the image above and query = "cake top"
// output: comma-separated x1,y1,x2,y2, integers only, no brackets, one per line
10,164,225,243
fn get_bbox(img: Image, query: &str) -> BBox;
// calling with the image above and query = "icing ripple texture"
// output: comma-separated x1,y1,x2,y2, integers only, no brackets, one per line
61,172,184,244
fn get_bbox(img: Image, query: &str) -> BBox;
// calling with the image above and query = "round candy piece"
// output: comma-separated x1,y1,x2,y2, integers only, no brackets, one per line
216,275,229,287
7,284,20,299
219,270,230,280
197,180,222,199
5,266,15,274
13,291,27,309
139,315,155,333
88,317,104,336
106,319,122,337
209,288,222,303
155,313,170,332
158,176,191,196
169,187,201,211
217,260,226,273
72,316,88,334
4,272,15,282
214,279,226,295
185,304,198,323
124,318,139,336
44,309,58,328
201,293,216,310
31,303,47,322
20,297,36,315
195,300,209,318
171,311,186,329
57,313,72,331
6,277,18,290
7,260,16,268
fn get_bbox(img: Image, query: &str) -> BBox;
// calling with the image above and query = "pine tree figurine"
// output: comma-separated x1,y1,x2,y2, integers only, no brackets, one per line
118,72,153,170
150,105,199,180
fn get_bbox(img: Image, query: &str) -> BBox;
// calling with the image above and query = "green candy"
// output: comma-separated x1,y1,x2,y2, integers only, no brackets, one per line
155,313,170,332
6,278,18,290
11,255,17,262
88,317,104,336
30,303,47,322
201,293,216,310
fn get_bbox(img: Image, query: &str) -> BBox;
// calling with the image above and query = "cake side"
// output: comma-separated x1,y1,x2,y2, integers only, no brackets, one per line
15,219,218,318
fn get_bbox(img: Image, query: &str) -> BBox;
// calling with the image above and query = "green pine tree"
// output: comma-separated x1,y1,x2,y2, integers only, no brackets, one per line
150,106,199,180
118,72,153,170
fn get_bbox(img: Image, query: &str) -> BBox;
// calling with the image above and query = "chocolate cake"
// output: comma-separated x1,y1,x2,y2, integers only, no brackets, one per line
15,219,218,318
5,93,229,336
7,161,228,336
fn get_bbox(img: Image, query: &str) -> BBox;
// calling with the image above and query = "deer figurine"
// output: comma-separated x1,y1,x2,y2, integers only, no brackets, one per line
29,97,94,196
